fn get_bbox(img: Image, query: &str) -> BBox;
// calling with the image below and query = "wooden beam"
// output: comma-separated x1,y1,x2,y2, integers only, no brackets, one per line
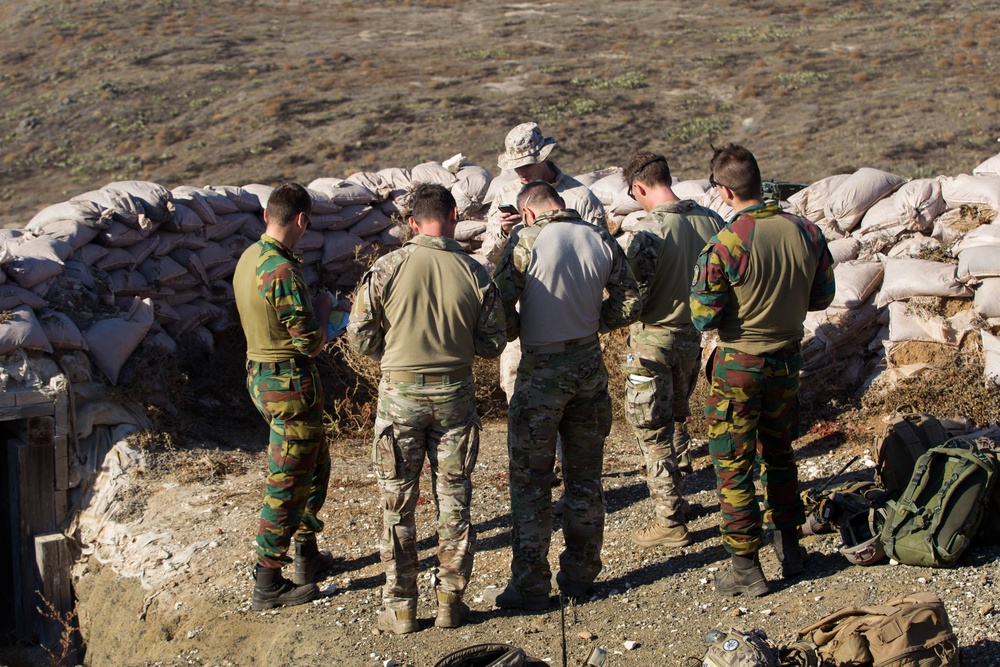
34,533,72,647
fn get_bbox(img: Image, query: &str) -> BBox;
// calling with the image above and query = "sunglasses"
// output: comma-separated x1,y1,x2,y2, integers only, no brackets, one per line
709,174,734,190
627,155,668,200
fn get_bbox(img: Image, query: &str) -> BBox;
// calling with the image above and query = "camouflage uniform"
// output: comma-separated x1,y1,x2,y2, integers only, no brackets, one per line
233,233,330,569
494,209,640,595
348,234,506,611
621,201,724,528
690,202,835,555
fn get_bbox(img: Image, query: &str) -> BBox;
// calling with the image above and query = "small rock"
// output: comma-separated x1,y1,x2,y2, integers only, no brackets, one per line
383,660,398,667
761,609,772,616
917,577,927,584
578,631,594,640
980,603,995,617
731,608,743,617
371,629,380,636
623,640,640,650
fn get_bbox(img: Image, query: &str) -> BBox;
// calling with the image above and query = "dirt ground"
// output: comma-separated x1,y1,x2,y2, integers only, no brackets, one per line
4,1,1000,665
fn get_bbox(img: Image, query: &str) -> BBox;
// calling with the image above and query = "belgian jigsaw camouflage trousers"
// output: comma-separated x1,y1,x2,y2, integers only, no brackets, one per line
508,341,611,596
372,375,480,610
247,358,330,568
705,346,805,556
624,326,701,528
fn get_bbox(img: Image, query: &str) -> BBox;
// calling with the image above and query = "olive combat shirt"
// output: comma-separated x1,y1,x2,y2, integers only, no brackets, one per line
622,200,724,332
233,233,324,362
690,202,836,355
348,234,506,372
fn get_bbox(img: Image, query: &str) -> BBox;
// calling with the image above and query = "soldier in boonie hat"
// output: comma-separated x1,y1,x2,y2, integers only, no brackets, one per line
497,122,557,170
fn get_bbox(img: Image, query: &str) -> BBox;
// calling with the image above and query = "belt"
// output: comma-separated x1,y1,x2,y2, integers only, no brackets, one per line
523,332,599,355
247,357,311,372
385,367,471,384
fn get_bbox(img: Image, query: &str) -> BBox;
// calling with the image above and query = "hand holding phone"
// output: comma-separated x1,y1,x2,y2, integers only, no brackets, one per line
498,203,519,216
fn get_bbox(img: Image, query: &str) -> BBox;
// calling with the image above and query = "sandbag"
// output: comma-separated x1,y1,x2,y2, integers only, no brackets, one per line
858,196,900,234
74,188,155,231
83,297,155,385
95,220,151,248
167,200,209,232
125,237,159,267
411,161,457,187
590,171,628,207
345,171,393,202
672,179,710,200
349,209,394,237
700,187,734,221
108,269,151,297
452,164,492,216
206,212,256,242
894,178,946,231
242,183,275,208
306,178,374,206
974,278,1000,317
949,223,1000,255
5,236,72,289
484,169,520,205
885,234,941,258
0,284,48,310
27,218,99,250
207,185,261,213
930,205,992,246
940,173,1000,210
38,310,87,351
831,260,884,309
454,220,486,242
27,200,113,231
875,257,972,307
377,225,407,249
887,301,961,345
824,168,906,234
95,247,135,272
137,256,190,287
973,150,1000,176
827,237,861,265
984,329,1000,384
103,181,175,224
151,231,185,257
323,231,364,264
957,245,1000,282
0,305,53,354
573,167,619,189
171,187,221,223
787,173,851,222
173,185,238,215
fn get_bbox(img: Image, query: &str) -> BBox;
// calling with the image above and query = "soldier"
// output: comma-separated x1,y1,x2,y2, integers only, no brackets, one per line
348,184,506,634
619,150,724,549
233,182,338,611
486,181,640,609
690,144,835,597
481,122,608,406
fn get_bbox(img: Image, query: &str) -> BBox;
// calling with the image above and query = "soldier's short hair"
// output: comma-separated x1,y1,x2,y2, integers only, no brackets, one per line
623,150,671,191
410,183,456,224
266,182,312,227
516,180,565,212
710,143,762,201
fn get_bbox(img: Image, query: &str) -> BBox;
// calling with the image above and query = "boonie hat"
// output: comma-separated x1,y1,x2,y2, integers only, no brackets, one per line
497,122,557,170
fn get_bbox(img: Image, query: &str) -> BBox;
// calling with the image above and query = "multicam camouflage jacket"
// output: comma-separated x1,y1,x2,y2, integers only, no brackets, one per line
347,234,506,363
493,209,641,342
620,200,724,330
690,202,835,347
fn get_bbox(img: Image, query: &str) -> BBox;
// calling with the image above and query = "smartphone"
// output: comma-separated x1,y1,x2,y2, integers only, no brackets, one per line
498,203,519,216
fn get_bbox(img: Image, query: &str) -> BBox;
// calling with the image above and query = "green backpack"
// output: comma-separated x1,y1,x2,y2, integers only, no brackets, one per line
880,438,997,567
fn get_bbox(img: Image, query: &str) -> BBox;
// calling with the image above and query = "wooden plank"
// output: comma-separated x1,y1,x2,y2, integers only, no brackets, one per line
15,391,51,407
53,435,68,493
13,430,56,635
0,404,55,421
0,392,15,408
34,534,72,647
53,393,69,438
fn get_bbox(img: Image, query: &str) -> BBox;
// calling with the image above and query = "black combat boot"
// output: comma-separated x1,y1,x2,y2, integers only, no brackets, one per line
773,527,806,578
251,564,318,611
292,539,340,585
714,553,770,597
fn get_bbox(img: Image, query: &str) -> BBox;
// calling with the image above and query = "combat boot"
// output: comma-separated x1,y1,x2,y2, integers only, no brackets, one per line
554,571,594,601
434,590,470,629
674,421,693,476
378,606,419,635
292,539,340,585
483,583,550,610
251,565,318,611
631,523,692,548
773,527,807,578
714,553,770,598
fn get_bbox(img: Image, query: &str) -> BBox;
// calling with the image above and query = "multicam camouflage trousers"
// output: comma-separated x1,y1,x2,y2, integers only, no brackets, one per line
372,375,480,611
508,340,611,596
247,358,330,569
705,346,806,556
623,325,701,528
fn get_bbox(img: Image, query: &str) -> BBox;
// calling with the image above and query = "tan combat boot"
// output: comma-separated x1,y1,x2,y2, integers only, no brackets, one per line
434,590,470,629
378,606,419,635
631,523,693,548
